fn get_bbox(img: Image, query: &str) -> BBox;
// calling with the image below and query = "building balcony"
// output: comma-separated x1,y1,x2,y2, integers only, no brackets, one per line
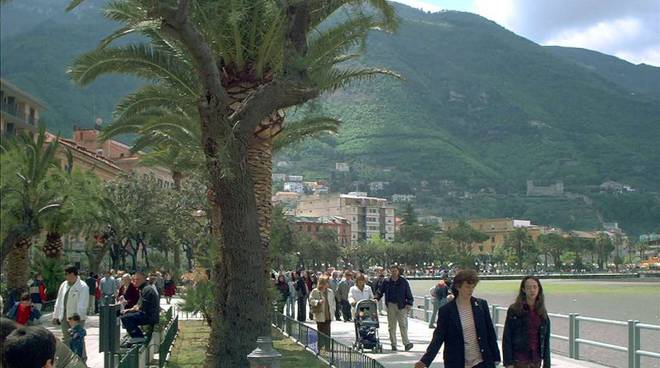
1,102,38,130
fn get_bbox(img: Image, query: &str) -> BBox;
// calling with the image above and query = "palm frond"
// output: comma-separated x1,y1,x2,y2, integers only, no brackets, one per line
68,44,198,96
273,116,342,152
315,67,401,92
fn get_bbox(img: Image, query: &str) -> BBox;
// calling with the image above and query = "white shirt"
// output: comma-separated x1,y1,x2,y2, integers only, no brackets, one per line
348,284,374,312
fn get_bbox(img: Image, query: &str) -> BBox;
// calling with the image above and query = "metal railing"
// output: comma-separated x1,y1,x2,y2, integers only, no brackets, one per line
272,312,385,368
159,315,179,368
411,294,659,368
110,306,179,368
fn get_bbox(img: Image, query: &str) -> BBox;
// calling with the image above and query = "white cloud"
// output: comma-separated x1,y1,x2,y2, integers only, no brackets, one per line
395,0,443,12
473,0,516,29
616,46,660,66
470,0,660,66
545,18,642,51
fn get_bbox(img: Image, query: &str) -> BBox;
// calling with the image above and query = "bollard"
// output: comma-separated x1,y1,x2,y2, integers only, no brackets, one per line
247,336,282,368
424,297,430,322
568,313,579,359
628,320,639,368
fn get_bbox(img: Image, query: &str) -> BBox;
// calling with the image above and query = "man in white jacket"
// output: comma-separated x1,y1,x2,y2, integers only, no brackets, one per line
53,265,89,351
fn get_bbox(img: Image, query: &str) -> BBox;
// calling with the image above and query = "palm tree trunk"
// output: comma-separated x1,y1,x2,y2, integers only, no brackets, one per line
5,238,31,302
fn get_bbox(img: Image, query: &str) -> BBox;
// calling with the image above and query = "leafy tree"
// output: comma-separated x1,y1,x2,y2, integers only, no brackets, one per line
537,233,567,270
504,228,535,269
445,221,489,259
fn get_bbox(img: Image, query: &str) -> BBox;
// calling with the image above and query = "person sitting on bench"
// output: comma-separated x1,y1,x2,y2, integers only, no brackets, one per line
120,271,160,344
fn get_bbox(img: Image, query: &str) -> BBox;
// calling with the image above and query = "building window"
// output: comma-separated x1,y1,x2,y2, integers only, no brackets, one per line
491,237,495,243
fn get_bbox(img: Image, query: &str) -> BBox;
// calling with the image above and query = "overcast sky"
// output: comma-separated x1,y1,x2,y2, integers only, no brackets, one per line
395,0,660,67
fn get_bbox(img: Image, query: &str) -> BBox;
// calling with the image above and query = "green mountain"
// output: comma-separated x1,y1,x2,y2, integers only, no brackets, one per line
2,2,659,234
1,0,140,134
545,46,660,101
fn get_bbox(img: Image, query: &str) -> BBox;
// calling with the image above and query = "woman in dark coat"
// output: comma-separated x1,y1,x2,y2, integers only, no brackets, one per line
416,269,501,368
295,270,309,322
502,276,551,368
275,274,290,314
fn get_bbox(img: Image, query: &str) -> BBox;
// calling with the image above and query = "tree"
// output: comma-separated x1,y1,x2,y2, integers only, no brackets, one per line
537,233,567,270
504,228,535,269
594,232,614,270
68,1,398,365
270,205,297,270
445,221,489,266
1,128,62,305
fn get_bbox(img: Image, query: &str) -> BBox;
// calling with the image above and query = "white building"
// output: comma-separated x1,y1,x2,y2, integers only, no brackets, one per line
284,182,304,193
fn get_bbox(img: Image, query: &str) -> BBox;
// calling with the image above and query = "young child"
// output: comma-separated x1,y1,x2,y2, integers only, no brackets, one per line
6,292,41,325
67,313,87,359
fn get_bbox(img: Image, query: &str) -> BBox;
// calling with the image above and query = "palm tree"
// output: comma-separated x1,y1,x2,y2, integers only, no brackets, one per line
1,128,62,304
68,1,398,365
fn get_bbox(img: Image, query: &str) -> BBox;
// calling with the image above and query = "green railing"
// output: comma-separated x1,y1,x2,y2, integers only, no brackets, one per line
159,315,179,368
272,312,385,368
111,306,179,368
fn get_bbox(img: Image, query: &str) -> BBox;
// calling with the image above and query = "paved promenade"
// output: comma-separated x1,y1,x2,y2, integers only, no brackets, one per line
40,298,608,368
304,314,609,368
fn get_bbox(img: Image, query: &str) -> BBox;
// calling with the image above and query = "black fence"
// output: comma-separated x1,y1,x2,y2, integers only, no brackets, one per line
272,312,385,368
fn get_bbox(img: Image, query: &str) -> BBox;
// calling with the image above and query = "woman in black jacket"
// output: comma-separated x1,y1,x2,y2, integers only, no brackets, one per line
502,276,551,368
295,270,308,322
416,269,501,368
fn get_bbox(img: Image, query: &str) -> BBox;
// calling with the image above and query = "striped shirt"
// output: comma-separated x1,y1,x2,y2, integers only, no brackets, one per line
457,302,483,368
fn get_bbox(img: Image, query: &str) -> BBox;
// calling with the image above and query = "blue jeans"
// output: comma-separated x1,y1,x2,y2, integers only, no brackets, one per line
285,296,295,317
121,311,148,338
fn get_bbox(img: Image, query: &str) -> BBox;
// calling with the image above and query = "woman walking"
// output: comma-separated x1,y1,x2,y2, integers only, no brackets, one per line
295,271,309,322
348,273,374,318
309,275,336,351
415,269,500,368
163,273,176,305
502,276,551,368
275,273,290,314
285,272,297,318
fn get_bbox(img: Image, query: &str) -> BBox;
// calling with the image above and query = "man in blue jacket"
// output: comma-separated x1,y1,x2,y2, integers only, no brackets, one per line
376,264,414,351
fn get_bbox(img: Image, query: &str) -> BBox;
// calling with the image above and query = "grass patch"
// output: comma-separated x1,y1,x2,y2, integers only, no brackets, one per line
168,321,327,368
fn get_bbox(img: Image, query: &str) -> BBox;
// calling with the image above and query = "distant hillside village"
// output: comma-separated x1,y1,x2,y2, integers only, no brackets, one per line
272,165,657,259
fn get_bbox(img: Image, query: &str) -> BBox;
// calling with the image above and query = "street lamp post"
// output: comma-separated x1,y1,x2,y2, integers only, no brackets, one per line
247,337,282,368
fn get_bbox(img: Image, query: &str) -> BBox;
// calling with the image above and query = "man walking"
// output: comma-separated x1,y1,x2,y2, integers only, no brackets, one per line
376,265,414,351
373,268,386,315
99,271,117,307
53,266,89,351
330,271,342,320
85,273,97,316
28,273,46,312
337,271,354,322
428,278,450,328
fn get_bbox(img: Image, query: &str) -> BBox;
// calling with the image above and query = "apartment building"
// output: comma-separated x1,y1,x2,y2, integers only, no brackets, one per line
296,193,395,244
1,78,45,137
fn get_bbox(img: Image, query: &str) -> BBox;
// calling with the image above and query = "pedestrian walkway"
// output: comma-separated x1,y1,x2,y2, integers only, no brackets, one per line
304,315,609,368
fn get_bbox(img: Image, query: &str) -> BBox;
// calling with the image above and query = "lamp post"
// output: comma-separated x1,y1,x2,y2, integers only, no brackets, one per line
247,336,282,368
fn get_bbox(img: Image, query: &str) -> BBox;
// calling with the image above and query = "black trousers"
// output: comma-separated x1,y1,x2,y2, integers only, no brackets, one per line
297,298,307,322
340,299,351,321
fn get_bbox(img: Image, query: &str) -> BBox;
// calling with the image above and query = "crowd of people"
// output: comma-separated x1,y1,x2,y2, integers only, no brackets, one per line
2,265,177,367
273,266,551,368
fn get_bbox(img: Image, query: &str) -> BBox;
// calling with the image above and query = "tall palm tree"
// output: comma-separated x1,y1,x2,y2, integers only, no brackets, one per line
68,1,398,365
1,127,62,303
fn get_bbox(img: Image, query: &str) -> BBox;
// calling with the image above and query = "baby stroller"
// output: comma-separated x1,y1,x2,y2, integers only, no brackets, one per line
353,299,383,353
